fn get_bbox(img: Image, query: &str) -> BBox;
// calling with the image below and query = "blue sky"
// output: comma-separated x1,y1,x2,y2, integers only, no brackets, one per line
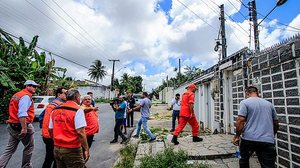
1,0,299,90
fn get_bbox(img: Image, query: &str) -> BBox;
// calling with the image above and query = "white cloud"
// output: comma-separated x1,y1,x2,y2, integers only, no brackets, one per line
0,0,298,91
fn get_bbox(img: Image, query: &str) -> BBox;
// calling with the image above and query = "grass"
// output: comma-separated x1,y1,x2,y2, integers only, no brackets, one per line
94,97,111,103
114,144,138,168
139,147,210,168
140,127,169,143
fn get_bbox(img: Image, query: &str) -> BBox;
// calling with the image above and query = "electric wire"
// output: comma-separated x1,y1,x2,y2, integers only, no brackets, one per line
1,28,90,69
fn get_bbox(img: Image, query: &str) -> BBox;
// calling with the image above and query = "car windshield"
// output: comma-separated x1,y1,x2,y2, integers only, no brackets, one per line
33,97,43,103
48,97,55,103
133,95,142,99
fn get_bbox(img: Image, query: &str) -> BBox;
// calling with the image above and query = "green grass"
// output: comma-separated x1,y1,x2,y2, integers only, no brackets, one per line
94,98,111,103
139,147,210,168
114,144,138,168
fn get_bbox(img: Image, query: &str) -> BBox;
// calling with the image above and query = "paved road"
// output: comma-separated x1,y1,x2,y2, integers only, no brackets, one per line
0,103,139,168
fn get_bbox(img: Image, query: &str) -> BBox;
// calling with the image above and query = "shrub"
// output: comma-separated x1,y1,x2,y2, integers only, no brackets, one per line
139,147,209,168
114,144,138,168
94,98,111,103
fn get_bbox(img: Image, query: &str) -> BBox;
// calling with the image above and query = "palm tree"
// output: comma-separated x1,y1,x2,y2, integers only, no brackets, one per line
88,60,107,83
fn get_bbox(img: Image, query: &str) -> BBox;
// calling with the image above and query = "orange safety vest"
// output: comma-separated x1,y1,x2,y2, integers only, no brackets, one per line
51,101,81,148
7,89,34,124
179,91,195,117
42,99,63,138
81,105,99,136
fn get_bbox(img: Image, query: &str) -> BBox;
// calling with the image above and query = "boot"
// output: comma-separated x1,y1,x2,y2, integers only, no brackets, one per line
171,135,179,145
193,136,203,142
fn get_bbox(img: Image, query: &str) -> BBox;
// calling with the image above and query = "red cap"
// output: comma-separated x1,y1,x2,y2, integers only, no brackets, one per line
187,84,197,89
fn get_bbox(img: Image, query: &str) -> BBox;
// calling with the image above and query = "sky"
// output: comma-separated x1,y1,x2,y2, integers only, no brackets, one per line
0,0,299,91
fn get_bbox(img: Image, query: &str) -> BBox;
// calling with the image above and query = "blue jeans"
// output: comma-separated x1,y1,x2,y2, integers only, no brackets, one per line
136,117,155,139
172,110,180,130
239,138,276,168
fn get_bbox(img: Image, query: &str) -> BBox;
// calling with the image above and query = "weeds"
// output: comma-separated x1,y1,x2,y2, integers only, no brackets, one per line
114,144,138,168
139,147,209,168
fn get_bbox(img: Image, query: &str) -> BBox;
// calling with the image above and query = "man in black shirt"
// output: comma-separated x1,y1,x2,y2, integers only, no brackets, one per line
126,92,135,127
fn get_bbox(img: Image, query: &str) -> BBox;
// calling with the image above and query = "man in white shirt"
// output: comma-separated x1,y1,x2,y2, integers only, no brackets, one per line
169,93,181,132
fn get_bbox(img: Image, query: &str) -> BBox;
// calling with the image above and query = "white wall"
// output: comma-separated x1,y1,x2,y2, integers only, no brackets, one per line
77,86,111,99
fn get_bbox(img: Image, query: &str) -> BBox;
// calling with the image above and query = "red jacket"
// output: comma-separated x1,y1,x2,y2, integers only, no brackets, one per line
180,91,195,117
81,105,99,136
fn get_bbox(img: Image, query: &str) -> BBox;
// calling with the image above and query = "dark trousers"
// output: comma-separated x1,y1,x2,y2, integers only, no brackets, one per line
172,110,180,130
42,138,56,168
127,111,134,127
114,119,126,141
54,146,85,168
87,135,94,148
240,139,276,168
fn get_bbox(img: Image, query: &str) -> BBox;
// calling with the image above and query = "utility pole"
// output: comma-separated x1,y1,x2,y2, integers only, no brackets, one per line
220,4,227,59
249,0,260,52
178,58,181,75
109,59,120,91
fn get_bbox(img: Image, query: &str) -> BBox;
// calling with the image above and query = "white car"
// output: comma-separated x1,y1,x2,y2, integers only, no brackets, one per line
133,94,143,106
32,96,55,118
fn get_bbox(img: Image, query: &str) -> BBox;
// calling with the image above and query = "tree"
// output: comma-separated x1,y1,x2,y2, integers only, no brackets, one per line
117,73,143,94
88,60,107,83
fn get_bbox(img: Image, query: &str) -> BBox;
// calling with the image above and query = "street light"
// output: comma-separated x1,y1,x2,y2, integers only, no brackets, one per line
257,0,288,26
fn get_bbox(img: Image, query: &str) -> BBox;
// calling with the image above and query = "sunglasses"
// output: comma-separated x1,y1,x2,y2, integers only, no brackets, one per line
28,85,37,88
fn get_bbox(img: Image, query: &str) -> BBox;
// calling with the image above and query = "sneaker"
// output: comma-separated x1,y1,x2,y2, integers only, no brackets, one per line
149,137,156,142
110,139,118,144
120,138,128,144
169,129,174,132
132,134,139,138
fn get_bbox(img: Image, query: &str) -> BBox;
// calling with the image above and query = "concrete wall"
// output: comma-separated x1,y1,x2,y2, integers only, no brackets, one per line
171,35,300,167
77,85,111,99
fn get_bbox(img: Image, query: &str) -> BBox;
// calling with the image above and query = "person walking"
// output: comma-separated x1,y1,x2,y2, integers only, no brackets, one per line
169,93,181,132
171,84,203,145
130,92,156,142
49,89,89,168
41,87,67,168
126,92,135,127
232,86,279,168
0,80,39,168
110,96,128,144
81,95,99,148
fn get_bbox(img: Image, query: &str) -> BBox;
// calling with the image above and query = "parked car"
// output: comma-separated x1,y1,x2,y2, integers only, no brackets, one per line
32,96,55,118
133,94,143,106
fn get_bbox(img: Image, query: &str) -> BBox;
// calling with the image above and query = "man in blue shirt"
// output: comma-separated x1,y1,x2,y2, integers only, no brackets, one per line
110,96,128,144
233,86,279,168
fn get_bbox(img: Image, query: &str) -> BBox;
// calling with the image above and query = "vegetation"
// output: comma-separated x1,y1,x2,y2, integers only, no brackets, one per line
114,144,137,168
0,29,73,123
115,73,143,94
153,65,202,97
139,147,209,168
88,59,107,83
94,97,111,103
140,127,169,143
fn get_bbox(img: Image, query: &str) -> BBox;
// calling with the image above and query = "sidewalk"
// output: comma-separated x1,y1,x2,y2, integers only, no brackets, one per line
131,103,260,168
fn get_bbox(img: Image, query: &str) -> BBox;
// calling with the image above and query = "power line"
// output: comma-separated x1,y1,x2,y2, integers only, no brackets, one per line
25,0,92,48
52,0,115,58
1,28,90,69
175,0,218,30
227,0,248,20
40,0,96,48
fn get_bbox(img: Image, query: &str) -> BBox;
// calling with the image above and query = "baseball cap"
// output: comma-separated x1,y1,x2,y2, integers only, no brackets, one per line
24,80,40,86
186,83,197,89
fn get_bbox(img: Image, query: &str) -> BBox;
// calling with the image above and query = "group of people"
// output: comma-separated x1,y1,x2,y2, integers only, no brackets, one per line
110,92,156,144
0,80,99,168
168,84,279,168
0,79,280,168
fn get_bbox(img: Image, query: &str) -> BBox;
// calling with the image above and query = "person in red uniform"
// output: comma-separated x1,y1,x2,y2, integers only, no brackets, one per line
171,83,203,145
0,80,39,168
49,89,89,168
81,95,99,148
41,87,67,168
